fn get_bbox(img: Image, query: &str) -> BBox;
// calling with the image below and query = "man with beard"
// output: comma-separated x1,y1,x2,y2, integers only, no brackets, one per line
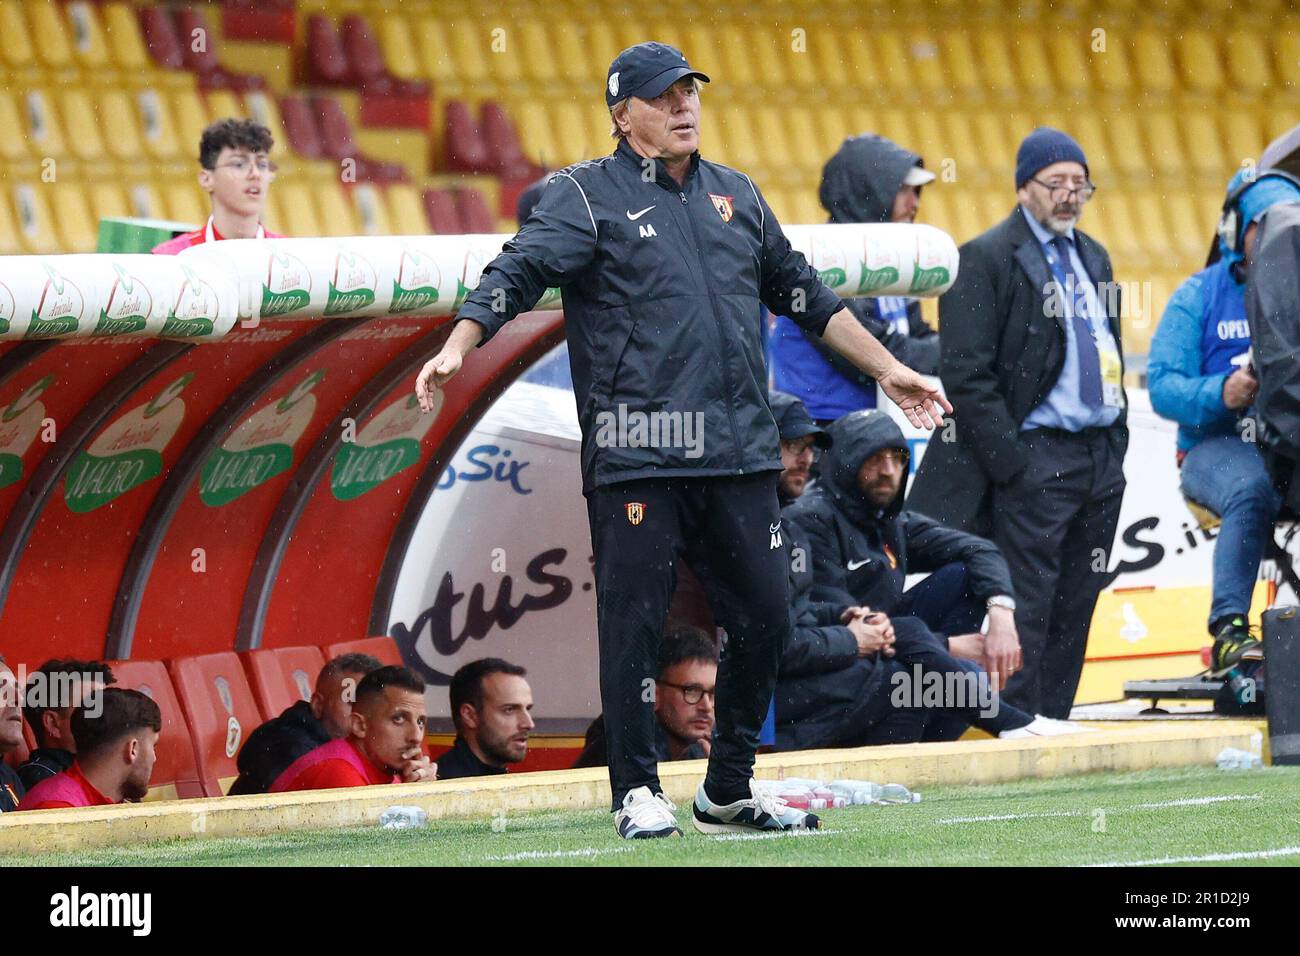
436,659,535,780
19,688,161,810
909,127,1127,718
770,134,940,423
780,399,1085,744
19,659,116,791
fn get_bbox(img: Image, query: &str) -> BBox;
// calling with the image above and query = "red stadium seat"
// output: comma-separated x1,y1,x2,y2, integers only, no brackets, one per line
312,95,407,183
479,101,532,179
173,7,267,92
239,646,325,721
456,188,496,233
278,93,326,161
304,13,354,87
167,652,264,797
441,100,491,173
138,6,185,71
422,187,464,233
106,660,204,800
340,14,388,86
323,637,403,668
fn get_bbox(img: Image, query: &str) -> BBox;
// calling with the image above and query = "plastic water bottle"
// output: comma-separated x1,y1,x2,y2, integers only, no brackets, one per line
828,780,921,804
379,806,428,829
877,783,921,804
1216,747,1264,770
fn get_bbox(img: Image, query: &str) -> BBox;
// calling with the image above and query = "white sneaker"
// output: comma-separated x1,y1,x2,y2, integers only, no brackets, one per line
614,786,682,839
999,715,1096,739
691,780,820,835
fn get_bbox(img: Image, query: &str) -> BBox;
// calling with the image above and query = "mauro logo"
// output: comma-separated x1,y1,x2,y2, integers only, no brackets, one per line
49,886,152,937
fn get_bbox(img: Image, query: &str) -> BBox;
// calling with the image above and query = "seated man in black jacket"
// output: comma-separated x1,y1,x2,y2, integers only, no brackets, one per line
436,658,535,780
19,659,116,791
0,655,25,811
772,394,1078,749
228,652,381,795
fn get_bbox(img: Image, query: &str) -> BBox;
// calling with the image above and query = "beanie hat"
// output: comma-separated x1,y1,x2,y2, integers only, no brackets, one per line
1015,127,1089,189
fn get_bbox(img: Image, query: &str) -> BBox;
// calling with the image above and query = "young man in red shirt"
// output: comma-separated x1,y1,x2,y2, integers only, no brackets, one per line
19,688,161,810
152,117,283,255
271,666,436,793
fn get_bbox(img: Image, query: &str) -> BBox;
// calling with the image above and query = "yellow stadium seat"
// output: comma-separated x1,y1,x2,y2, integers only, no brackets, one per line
484,22,524,85
98,91,146,166
551,20,589,85
1224,30,1271,94
1106,113,1148,182
1045,32,1091,100
351,183,392,235
907,112,945,167
0,190,22,255
934,111,978,180
65,1,112,74
697,109,727,164
753,107,793,176
244,91,292,170
1166,193,1208,262
784,108,820,176
0,0,36,71
58,89,107,163
171,90,210,166
718,106,760,171
1145,111,1186,180
0,92,30,164
972,111,1015,177
136,89,185,164
1220,112,1264,166
1089,32,1133,96
906,32,947,100
1131,29,1177,98
446,18,491,86
839,33,881,91
550,103,590,167
206,90,246,125
50,184,97,253
126,183,165,220
814,105,852,157
789,189,823,227
377,13,423,82
1275,26,1300,90
1181,113,1227,180
1098,194,1144,266
947,188,986,242
974,29,1018,100
760,186,791,224
615,18,654,57
919,188,954,237
1132,192,1175,262
277,181,324,237
12,182,61,254
585,22,623,72
1070,112,1112,184
101,2,150,72
1011,29,1054,97
384,184,427,235
315,182,358,236
872,31,916,93
89,182,130,223
742,25,785,91
938,33,981,101
163,181,206,227
260,191,283,235
1176,30,1224,96
512,98,558,168
27,0,76,73
411,15,457,86
872,109,915,156
785,27,818,90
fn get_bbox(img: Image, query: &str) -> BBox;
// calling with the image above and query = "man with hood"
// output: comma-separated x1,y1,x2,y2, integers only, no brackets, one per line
771,395,1075,748
769,134,940,423
1148,169,1300,673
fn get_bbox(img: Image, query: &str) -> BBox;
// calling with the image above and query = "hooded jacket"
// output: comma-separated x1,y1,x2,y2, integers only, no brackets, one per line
769,135,939,421
785,411,1014,613
456,137,844,493
228,699,332,795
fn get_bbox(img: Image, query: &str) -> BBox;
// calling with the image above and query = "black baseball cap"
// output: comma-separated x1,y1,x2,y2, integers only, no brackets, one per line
605,42,710,108
769,391,832,448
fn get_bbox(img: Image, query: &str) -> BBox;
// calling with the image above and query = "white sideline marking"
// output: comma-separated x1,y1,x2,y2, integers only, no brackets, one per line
938,794,1259,824
709,828,840,842
1084,846,1300,867
485,846,634,862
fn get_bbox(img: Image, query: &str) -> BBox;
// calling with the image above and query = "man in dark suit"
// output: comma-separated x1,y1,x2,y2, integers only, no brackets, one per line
909,128,1128,718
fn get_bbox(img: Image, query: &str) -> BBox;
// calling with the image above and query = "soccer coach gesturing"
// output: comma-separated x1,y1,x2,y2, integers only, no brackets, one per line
416,43,948,839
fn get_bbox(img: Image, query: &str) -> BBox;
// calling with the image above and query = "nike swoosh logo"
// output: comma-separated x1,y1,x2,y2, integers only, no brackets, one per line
847,558,871,571
769,522,781,534
626,205,656,221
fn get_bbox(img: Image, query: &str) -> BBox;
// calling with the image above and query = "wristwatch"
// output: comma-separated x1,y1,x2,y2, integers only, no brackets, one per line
986,595,1017,612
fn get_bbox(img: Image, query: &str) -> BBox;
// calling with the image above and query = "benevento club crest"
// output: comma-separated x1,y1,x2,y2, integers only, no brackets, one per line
708,194,734,223
626,501,646,525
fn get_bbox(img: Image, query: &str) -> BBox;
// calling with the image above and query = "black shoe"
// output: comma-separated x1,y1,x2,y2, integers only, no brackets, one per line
1210,616,1262,676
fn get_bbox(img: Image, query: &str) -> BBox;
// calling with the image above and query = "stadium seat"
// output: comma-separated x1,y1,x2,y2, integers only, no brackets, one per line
519,21,559,85
65,1,112,75
162,180,206,227
1224,30,1271,94
1131,29,1178,98
127,183,165,221
550,103,591,167
352,183,393,235
341,13,427,96
205,90,245,128
938,33,981,102
136,89,185,164
0,191,24,256
0,0,36,72
277,180,324,236
50,184,97,253
423,187,463,233
58,89,108,165
90,183,131,224
106,660,204,800
101,2,151,73
168,651,264,796
170,89,212,164
175,7,265,92
550,20,588,86
239,646,325,722
304,13,355,87
1182,113,1227,180
324,636,403,667
138,5,185,71
1146,111,1187,180
377,13,424,83
315,181,360,236
278,93,327,161
442,99,491,173
98,91,146,166
445,17,490,86
1275,26,1300,92
1177,30,1225,96
384,183,428,235
27,0,75,74
1089,33,1133,96
11,182,60,254
456,188,496,233
1011,29,1054,98
0,91,30,164
479,101,531,179
22,89,67,160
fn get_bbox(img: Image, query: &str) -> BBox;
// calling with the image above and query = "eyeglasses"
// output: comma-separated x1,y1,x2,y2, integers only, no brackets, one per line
1030,177,1096,203
780,437,819,459
659,681,715,704
868,449,909,468
215,157,276,177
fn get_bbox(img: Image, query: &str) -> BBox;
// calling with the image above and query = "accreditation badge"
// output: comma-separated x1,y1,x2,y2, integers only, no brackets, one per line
1100,346,1124,408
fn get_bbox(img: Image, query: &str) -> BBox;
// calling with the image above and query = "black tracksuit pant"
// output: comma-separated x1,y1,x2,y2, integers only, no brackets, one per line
587,472,790,811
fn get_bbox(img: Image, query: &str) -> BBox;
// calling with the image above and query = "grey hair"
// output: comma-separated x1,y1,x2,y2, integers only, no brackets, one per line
608,77,700,140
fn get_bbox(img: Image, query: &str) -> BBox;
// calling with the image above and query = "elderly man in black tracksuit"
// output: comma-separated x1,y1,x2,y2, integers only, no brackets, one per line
415,42,947,839
772,396,1072,748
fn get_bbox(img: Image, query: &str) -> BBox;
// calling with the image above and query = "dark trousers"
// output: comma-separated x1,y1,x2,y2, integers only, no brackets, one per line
587,473,790,810
993,428,1125,718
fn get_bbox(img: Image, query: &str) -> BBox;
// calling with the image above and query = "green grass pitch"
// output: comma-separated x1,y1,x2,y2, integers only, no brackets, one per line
8,766,1300,867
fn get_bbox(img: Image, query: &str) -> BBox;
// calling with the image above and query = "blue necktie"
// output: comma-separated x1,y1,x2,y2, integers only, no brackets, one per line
1048,236,1103,410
